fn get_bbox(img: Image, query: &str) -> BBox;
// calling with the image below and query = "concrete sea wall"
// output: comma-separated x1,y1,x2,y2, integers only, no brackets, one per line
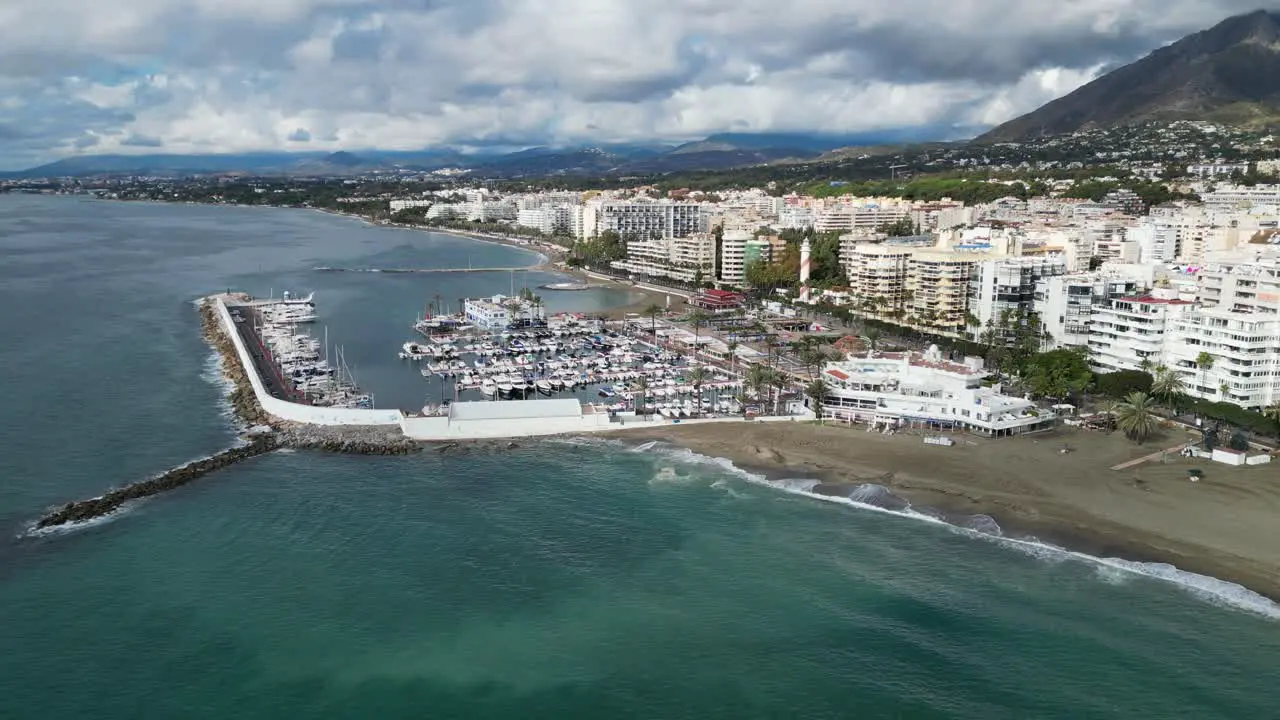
214,298,403,426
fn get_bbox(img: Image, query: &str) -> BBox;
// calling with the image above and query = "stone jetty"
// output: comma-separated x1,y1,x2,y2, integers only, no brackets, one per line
35,436,280,529
32,297,423,531
277,424,420,455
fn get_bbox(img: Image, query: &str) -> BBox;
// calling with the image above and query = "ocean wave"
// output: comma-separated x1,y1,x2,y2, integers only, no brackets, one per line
634,441,1280,621
23,502,138,538
200,348,243,431
649,466,693,486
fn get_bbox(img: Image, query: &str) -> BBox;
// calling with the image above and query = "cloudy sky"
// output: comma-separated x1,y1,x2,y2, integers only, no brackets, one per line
0,0,1269,168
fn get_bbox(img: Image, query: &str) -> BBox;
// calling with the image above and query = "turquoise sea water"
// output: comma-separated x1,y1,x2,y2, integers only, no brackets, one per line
2,195,1278,719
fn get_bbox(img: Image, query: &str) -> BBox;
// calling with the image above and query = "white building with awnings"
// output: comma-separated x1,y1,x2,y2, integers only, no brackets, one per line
818,346,1055,436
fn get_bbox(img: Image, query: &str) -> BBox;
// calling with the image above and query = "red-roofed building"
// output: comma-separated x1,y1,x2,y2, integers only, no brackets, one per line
690,288,745,311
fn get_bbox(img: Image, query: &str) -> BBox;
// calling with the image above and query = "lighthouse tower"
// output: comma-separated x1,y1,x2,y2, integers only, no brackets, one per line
799,237,812,303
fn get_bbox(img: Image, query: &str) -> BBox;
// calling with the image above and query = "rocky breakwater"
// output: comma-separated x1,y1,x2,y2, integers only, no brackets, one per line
199,296,271,427
35,435,280,529
277,424,421,455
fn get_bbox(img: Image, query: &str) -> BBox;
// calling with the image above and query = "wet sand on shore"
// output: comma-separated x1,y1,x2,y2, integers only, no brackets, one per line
612,421,1280,602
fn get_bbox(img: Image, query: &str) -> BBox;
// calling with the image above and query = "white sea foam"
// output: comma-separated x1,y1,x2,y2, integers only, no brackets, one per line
200,348,243,431
637,441,1280,621
23,502,138,538
649,466,694,486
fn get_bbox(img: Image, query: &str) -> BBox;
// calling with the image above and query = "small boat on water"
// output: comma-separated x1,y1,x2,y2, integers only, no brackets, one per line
598,386,616,398
536,380,553,395
480,379,498,397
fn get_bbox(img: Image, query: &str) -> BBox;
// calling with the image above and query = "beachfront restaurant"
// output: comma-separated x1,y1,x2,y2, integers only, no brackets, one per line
818,346,1056,437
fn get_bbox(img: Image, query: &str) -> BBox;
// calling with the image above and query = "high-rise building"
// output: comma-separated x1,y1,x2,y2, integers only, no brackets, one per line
610,232,716,285
1034,272,1147,349
598,202,706,240
1087,294,1194,373
967,256,1068,339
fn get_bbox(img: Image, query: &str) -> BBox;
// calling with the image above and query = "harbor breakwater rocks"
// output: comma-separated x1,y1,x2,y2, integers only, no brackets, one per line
35,436,280,529
199,298,271,428
33,298,423,531
277,424,421,455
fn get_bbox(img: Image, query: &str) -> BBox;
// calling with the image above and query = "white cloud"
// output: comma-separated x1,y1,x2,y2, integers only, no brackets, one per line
0,0,1270,168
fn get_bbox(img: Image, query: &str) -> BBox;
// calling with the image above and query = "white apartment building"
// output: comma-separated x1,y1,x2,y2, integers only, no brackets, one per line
818,346,1056,436
516,204,582,236
905,251,977,334
598,202,706,240
463,295,547,330
610,232,716,284
777,206,816,230
968,255,1067,338
390,198,432,212
1202,184,1280,212
466,200,517,223
841,243,913,314
1196,252,1280,315
718,229,751,285
1126,218,1180,263
1166,310,1280,408
814,204,911,233
1187,162,1249,179
1034,272,1147,349
1087,294,1194,373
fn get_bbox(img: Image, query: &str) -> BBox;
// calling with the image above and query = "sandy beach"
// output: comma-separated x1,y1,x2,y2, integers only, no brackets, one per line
612,421,1280,602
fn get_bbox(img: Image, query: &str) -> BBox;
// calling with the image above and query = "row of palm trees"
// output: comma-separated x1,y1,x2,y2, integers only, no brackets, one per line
1110,362,1280,443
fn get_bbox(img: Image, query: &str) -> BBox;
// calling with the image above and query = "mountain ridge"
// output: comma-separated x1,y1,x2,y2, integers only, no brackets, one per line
979,9,1280,142
2,130,948,179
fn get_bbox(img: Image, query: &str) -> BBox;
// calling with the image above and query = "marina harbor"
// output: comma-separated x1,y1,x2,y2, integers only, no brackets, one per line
213,290,768,440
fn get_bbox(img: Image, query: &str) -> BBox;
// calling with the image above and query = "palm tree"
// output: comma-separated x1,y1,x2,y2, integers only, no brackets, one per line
1115,391,1160,444
745,363,769,406
1138,357,1154,374
1219,381,1231,399
1195,351,1215,395
726,340,740,373
964,312,981,339
1150,365,1186,410
687,367,710,415
799,346,829,379
805,378,828,424
771,369,790,415
1265,404,1280,423
642,303,664,338
688,310,711,354
635,376,649,416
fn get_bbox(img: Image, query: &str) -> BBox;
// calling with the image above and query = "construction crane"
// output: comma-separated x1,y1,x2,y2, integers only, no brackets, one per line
889,164,909,180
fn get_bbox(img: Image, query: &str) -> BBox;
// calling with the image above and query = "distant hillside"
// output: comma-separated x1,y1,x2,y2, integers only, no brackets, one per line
980,10,1280,142
6,129,960,179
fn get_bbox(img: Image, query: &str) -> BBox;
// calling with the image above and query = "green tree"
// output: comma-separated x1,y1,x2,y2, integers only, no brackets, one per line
1195,351,1215,394
805,378,829,423
1095,370,1153,399
642,303,664,338
1150,365,1186,410
687,366,710,415
1020,349,1093,400
799,346,832,380
688,310,711,352
1116,392,1160,444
